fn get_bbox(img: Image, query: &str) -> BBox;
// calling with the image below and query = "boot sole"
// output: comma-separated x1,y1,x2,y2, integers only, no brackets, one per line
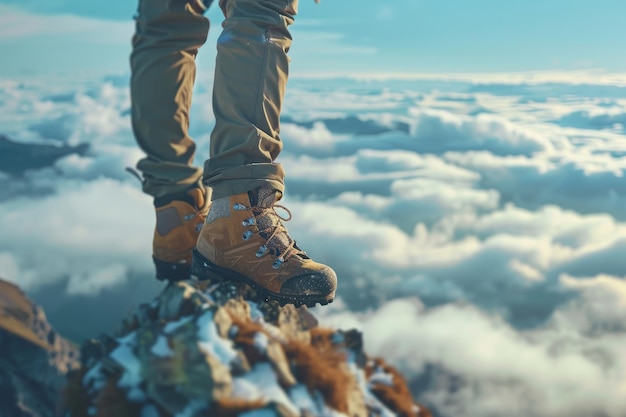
153,256,191,282
191,249,334,308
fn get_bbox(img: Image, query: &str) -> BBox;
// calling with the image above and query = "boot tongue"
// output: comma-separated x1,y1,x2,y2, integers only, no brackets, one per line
249,187,291,255
248,187,281,208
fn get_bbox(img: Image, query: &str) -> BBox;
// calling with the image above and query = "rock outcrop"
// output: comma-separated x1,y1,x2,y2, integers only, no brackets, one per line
0,279,79,417
66,280,432,417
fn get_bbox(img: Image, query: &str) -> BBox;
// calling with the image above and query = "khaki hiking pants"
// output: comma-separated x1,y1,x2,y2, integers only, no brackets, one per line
131,0,297,200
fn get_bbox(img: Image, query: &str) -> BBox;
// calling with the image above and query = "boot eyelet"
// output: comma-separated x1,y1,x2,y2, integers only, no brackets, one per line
242,217,256,227
233,203,247,211
183,214,195,221
242,230,253,241
195,223,203,232
256,245,268,257
272,257,284,269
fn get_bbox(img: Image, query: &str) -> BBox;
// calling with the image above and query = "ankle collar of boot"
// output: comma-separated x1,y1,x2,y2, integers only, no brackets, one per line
154,187,203,208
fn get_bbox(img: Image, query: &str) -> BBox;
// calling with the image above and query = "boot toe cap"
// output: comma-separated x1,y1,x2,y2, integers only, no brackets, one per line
280,267,337,297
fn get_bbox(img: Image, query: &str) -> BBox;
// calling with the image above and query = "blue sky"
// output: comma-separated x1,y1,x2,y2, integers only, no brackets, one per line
1,0,626,77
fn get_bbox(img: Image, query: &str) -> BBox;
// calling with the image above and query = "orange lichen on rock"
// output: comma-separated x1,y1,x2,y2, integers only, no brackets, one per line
417,403,434,417
229,316,267,366
64,369,91,417
308,327,337,352
66,371,144,417
93,377,143,417
283,334,354,414
211,397,267,417
365,357,432,417
62,281,432,417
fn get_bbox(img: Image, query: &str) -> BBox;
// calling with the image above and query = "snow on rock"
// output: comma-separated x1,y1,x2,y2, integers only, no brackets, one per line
66,280,432,417
151,335,174,358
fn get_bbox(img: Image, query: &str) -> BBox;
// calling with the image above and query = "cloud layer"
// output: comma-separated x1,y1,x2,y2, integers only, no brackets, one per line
2,72,626,416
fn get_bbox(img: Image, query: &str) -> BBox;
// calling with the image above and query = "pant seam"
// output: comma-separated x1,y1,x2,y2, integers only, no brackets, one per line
253,29,272,151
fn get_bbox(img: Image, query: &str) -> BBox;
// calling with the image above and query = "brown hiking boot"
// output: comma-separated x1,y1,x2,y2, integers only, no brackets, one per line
153,187,209,281
192,188,337,307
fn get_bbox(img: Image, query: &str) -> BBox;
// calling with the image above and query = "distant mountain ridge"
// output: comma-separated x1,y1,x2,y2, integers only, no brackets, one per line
0,135,89,176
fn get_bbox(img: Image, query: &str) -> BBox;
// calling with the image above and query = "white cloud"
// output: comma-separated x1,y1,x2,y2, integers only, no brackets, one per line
558,105,626,132
0,252,21,283
0,179,153,293
67,263,128,295
329,177,497,234
317,297,626,417
280,121,337,155
0,5,132,42
292,69,626,87
29,82,131,144
4,71,626,416
406,108,564,156
285,195,626,328
556,274,626,334
444,150,626,219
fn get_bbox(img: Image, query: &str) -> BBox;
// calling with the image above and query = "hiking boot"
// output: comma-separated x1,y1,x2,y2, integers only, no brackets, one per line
153,187,209,281
191,187,337,307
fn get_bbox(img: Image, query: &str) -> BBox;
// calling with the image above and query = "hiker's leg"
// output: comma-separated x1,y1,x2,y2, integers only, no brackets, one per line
131,0,213,281
193,0,337,307
203,0,298,199
131,0,211,199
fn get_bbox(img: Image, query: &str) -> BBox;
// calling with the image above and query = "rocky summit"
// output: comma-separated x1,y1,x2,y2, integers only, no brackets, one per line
0,279,79,417
65,279,432,417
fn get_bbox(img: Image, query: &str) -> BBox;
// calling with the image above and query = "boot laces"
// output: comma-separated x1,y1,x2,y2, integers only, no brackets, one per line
196,195,210,218
238,203,304,268
190,193,210,232
185,198,209,232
